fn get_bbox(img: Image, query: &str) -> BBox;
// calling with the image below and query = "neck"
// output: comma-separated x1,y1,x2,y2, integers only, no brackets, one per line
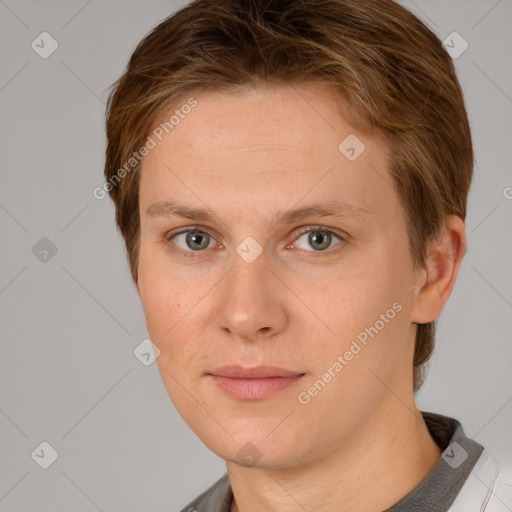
227,399,442,512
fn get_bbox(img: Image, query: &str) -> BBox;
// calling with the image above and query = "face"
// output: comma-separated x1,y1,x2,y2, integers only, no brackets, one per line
137,83,421,468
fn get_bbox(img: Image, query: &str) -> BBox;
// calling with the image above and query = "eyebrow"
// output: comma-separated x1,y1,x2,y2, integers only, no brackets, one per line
145,199,371,228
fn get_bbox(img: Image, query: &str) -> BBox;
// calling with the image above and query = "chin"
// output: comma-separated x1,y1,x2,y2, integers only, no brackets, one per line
196,424,308,470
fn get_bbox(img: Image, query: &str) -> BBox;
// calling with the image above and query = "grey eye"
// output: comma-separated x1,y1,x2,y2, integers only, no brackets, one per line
173,230,215,251
294,230,341,251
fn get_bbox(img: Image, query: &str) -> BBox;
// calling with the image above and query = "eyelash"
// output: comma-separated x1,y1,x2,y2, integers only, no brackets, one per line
164,225,346,259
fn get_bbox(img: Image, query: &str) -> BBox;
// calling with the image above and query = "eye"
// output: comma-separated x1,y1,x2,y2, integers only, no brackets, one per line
167,228,219,256
291,227,344,253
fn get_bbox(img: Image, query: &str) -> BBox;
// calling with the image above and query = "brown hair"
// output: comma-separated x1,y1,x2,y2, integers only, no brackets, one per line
103,0,473,391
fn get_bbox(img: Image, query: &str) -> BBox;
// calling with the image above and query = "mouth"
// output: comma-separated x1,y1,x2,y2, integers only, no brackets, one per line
207,365,306,400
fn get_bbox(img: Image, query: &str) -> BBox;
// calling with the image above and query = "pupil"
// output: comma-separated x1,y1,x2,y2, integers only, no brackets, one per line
309,230,330,250
187,230,208,250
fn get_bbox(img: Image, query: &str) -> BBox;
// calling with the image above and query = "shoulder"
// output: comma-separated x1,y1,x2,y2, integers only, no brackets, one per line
179,473,232,512
449,449,512,511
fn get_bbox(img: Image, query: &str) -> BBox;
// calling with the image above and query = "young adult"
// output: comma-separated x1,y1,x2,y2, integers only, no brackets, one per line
103,1,512,509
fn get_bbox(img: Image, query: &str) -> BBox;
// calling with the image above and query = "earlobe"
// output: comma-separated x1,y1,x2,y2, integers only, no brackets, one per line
411,216,467,324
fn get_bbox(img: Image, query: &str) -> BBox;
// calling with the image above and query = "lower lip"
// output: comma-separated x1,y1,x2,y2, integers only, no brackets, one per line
209,374,305,400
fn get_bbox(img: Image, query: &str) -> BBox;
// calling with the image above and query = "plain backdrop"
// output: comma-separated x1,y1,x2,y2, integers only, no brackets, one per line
1,0,511,510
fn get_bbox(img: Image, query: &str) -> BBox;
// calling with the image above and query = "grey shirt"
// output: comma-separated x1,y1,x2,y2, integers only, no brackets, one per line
179,411,484,512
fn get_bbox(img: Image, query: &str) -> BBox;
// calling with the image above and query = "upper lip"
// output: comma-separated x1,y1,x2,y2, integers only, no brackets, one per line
209,365,305,379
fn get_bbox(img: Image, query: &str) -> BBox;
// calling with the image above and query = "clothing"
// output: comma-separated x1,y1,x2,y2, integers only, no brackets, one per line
179,411,512,511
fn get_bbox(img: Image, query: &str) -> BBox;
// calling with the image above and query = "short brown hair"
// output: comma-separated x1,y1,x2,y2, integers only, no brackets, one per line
104,0,474,391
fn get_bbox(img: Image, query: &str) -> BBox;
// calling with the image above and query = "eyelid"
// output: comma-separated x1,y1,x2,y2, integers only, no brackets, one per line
165,225,217,241
294,225,346,240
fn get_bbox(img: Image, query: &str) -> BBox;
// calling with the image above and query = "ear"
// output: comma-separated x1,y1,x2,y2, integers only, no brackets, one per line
411,215,467,324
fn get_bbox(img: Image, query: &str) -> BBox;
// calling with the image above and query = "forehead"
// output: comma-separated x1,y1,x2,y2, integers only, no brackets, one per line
146,83,367,165
139,83,396,223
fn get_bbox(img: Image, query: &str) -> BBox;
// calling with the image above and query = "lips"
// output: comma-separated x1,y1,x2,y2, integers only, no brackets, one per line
207,365,306,400
209,364,304,379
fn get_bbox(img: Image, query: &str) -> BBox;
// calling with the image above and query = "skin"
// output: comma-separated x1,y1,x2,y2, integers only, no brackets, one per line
136,82,467,511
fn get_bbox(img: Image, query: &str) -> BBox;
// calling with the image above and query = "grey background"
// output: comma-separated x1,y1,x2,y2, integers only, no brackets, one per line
0,0,511,510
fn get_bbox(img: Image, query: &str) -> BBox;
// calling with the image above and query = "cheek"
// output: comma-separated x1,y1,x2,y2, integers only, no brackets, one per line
138,248,184,343
313,263,401,333
303,256,411,370
137,248,215,366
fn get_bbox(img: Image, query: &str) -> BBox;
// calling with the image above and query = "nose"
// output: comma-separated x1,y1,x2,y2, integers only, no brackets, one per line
212,246,288,343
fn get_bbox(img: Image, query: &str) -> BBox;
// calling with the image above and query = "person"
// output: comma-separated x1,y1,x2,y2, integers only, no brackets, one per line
102,0,512,510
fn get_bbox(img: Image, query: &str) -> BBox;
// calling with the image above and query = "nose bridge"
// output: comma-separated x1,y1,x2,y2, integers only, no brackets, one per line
228,240,271,309
214,241,286,339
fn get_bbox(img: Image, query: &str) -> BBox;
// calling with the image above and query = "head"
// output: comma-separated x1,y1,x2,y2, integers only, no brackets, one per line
103,0,472,467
